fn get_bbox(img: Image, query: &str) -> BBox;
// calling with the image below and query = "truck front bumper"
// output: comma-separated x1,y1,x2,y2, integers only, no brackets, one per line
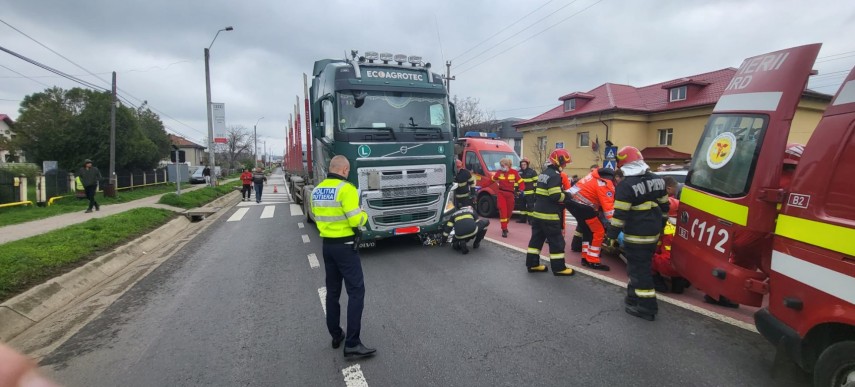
754,308,806,369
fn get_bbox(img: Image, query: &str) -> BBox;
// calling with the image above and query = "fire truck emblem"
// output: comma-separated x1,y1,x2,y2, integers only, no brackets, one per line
706,132,737,169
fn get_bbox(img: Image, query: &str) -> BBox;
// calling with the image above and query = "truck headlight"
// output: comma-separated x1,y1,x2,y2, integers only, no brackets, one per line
443,183,457,214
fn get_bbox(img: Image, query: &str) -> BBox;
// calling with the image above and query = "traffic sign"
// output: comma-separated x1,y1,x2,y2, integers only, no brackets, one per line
604,146,618,160
603,160,617,170
555,142,564,149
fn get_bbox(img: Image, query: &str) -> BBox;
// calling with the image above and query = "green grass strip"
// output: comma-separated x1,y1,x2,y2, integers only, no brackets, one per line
158,180,242,209
0,184,179,228
0,207,174,302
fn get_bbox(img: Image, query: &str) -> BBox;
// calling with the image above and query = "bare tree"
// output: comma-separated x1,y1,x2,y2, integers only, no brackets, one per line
528,132,549,171
215,125,253,169
452,95,495,136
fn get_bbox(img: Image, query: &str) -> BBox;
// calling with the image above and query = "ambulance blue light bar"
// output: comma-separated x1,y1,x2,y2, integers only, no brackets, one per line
464,131,498,139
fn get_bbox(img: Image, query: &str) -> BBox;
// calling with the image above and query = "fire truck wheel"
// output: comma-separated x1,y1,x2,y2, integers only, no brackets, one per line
813,340,855,387
476,194,497,218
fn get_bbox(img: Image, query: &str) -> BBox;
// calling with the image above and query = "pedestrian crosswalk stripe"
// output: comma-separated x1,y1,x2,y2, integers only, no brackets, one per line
342,364,369,387
302,234,310,243
290,204,304,216
318,287,327,316
307,253,319,269
260,205,275,219
227,208,249,222
298,222,304,229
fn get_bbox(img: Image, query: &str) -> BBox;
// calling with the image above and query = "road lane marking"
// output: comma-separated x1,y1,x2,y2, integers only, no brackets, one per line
342,364,369,387
290,204,304,216
260,205,276,219
484,236,758,333
307,253,319,269
298,222,304,229
318,287,327,316
227,208,249,222
302,234,310,243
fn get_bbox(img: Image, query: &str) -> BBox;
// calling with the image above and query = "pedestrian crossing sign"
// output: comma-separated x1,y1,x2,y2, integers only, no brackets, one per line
604,160,617,170
605,146,617,160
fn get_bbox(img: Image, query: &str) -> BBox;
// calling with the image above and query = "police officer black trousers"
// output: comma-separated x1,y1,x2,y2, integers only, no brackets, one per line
323,242,365,348
624,241,659,317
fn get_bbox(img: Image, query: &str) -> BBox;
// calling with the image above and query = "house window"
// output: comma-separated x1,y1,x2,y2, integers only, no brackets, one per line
537,136,547,151
563,99,576,112
578,132,589,147
669,86,687,102
658,128,673,146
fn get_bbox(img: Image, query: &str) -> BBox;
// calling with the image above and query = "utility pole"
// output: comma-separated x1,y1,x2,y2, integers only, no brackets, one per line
108,71,117,197
444,60,455,94
204,48,215,171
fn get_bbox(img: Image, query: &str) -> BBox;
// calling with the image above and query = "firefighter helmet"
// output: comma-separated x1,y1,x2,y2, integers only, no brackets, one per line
519,157,530,168
783,143,804,165
616,146,643,167
455,159,464,169
549,149,572,168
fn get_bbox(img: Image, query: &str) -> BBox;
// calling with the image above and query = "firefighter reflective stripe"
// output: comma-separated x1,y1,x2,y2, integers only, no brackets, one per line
455,214,474,221
573,230,582,237
635,289,656,298
629,201,658,210
527,247,540,254
614,200,631,211
681,187,748,226
775,215,855,256
531,212,560,221
623,234,660,244
610,218,625,227
657,195,669,204
547,187,562,195
771,250,855,304
456,230,478,239
549,253,564,259
456,193,471,198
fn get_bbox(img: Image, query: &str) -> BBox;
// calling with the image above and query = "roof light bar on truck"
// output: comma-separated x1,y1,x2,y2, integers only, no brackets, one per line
393,54,407,64
379,52,393,64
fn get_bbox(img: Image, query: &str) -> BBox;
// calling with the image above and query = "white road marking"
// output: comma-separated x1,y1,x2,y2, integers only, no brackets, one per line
260,205,276,219
302,234,310,243
307,253,319,269
298,222,304,229
227,208,249,222
318,287,327,316
342,364,369,387
290,204,304,216
484,237,758,333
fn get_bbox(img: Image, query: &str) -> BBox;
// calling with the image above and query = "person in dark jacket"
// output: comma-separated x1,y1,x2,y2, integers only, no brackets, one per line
516,158,537,224
442,205,489,254
453,159,476,207
202,164,212,186
605,146,669,321
525,149,575,276
77,159,102,213
252,167,267,203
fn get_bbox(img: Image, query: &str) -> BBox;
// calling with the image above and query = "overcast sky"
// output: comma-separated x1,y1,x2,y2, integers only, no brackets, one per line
2,0,854,157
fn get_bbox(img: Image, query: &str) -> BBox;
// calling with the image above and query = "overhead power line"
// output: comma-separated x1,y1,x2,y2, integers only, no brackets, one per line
0,63,51,87
451,0,557,62
0,45,107,91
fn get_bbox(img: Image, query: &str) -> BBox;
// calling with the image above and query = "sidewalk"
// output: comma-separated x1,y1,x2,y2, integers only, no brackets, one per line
0,179,237,245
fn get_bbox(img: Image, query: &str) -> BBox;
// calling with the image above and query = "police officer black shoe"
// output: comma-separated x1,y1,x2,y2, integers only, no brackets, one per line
343,343,376,358
587,263,610,271
553,268,575,276
332,334,344,349
625,305,655,321
653,274,669,292
502,230,508,238
527,265,548,273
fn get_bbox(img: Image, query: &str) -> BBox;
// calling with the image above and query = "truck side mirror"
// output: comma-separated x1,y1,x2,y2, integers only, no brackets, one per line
449,102,458,137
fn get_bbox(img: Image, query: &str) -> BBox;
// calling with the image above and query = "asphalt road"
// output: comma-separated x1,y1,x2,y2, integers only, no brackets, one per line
40,176,810,387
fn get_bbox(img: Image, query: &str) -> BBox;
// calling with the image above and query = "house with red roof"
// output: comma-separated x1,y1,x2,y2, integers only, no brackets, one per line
167,134,206,166
0,114,25,163
514,68,831,175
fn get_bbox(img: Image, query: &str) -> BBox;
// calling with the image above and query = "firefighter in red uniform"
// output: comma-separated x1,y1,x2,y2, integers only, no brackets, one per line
493,158,522,238
565,168,616,271
453,159,476,208
605,146,669,321
526,149,575,276
516,158,537,224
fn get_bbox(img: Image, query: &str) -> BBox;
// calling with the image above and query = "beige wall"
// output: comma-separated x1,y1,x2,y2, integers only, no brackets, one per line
789,98,827,145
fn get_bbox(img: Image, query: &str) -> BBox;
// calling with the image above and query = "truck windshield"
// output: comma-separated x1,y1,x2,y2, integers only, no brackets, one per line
686,114,768,197
337,91,451,132
481,151,520,172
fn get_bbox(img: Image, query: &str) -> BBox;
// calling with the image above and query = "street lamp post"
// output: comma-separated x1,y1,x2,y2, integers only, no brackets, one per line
254,116,264,167
204,26,233,182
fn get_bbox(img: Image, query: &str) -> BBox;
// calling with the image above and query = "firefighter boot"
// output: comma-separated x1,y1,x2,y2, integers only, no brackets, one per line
460,242,469,255
551,259,575,276
527,265,548,273
452,240,461,251
653,274,670,293
502,229,508,238
625,304,656,321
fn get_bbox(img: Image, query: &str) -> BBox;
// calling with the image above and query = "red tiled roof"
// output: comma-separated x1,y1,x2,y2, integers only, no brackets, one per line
169,134,205,148
516,68,739,127
641,146,692,160
0,114,13,126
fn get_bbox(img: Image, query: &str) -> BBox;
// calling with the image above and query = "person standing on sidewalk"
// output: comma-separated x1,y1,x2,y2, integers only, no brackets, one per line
240,168,253,202
252,167,266,203
202,164,212,186
311,155,376,358
77,159,101,213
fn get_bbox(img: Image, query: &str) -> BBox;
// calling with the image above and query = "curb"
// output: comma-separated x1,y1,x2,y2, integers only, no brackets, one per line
0,191,241,342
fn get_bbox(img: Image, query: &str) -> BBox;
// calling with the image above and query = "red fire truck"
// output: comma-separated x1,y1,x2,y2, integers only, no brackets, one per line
671,44,855,386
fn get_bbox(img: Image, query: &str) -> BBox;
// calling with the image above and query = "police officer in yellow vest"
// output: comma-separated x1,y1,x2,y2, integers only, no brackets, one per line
311,155,376,358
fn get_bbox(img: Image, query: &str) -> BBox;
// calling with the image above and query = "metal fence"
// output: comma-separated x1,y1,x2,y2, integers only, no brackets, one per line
0,169,20,204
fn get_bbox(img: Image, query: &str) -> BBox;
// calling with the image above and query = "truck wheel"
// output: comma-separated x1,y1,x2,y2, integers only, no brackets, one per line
477,194,497,218
814,341,855,387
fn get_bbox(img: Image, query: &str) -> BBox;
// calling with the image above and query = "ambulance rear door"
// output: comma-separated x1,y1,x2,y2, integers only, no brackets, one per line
671,44,822,307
